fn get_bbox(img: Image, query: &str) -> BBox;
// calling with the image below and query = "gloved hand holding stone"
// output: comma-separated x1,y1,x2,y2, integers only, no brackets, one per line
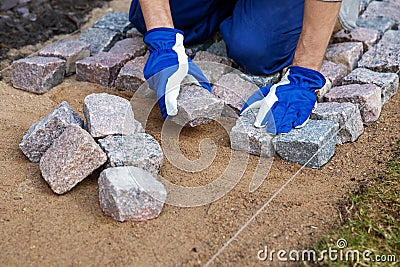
240,66,326,134
143,27,212,119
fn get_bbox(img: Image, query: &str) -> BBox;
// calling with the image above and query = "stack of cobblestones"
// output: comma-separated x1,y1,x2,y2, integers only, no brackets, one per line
19,93,167,222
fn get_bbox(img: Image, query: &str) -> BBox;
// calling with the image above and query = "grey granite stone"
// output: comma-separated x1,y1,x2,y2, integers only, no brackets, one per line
324,84,382,123
170,84,224,127
213,73,259,115
272,120,339,168
342,68,399,104
108,37,147,61
332,28,379,51
93,12,133,34
230,110,274,157
320,60,348,86
237,72,280,88
75,52,129,87
356,17,395,34
379,30,400,45
83,93,138,138
11,56,66,94
78,28,121,55
19,101,83,163
38,39,90,75
39,124,107,194
207,40,228,58
357,43,400,73
114,56,147,92
310,102,364,144
360,1,400,25
98,166,167,222
360,0,374,13
325,42,363,72
98,133,163,176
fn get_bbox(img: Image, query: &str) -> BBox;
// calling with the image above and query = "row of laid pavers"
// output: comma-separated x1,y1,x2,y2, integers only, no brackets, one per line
19,93,167,222
12,2,400,172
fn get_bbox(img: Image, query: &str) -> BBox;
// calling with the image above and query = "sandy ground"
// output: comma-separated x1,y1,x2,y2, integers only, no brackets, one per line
1,1,400,266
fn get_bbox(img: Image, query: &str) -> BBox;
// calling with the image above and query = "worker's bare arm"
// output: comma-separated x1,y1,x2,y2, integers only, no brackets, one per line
292,0,341,71
139,0,174,30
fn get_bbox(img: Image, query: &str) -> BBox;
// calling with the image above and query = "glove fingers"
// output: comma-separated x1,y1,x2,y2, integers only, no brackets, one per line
187,62,212,92
293,101,316,129
254,97,275,128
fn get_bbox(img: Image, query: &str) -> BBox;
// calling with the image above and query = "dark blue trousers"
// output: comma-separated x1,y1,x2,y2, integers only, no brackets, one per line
129,0,304,75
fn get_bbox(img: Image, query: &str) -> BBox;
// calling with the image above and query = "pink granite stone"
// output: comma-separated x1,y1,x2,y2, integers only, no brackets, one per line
332,28,379,51
213,73,259,113
324,84,382,123
11,56,66,94
76,52,129,87
194,51,233,66
108,37,147,61
83,93,139,138
98,166,167,222
325,42,364,72
320,60,348,86
342,68,399,104
114,56,147,92
126,27,143,38
170,84,224,127
39,124,107,194
38,39,90,75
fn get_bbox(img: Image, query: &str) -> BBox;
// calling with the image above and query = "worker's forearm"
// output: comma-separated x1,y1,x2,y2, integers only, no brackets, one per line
139,0,174,30
292,0,341,71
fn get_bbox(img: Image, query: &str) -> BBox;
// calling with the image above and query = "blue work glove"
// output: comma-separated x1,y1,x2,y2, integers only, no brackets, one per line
240,66,326,134
143,27,212,119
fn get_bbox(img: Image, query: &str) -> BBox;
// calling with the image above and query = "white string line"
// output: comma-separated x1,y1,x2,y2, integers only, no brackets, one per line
204,101,369,266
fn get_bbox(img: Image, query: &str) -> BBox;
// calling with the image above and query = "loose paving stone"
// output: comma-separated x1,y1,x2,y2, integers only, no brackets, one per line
379,30,400,45
185,40,214,58
78,28,121,55
40,124,107,194
316,79,332,103
213,73,259,116
206,40,228,58
230,110,274,157
332,28,379,51
356,17,395,34
126,27,142,38
38,39,90,75
320,60,348,86
11,56,66,94
19,101,83,163
98,166,167,222
324,84,382,123
237,72,280,88
325,42,363,72
83,93,138,138
342,68,399,104
114,56,147,92
357,43,400,73
76,52,129,87
193,53,233,84
93,12,133,35
170,84,224,127
272,120,339,168
360,0,374,13
360,1,400,26
98,133,163,176
108,37,147,61
310,102,364,144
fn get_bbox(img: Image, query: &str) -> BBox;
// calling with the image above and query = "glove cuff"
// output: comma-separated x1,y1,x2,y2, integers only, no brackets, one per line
144,27,185,52
286,66,326,92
